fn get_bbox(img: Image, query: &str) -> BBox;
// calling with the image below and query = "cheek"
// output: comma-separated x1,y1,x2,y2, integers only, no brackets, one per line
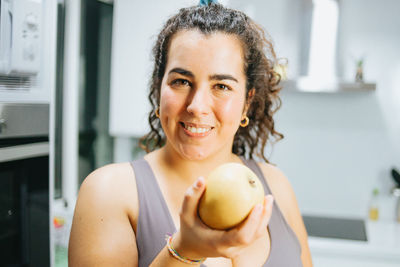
160,89,185,118
216,97,245,125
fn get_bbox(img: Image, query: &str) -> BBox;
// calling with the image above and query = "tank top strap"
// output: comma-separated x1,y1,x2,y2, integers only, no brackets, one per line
239,157,303,267
130,159,176,267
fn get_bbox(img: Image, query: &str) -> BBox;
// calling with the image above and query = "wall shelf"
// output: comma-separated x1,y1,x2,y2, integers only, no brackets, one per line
281,77,376,93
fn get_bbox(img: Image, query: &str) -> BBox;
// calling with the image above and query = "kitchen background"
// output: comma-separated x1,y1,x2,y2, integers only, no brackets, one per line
0,0,399,266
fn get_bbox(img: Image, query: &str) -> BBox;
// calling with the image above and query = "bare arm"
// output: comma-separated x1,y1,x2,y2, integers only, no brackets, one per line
68,164,138,266
259,163,313,267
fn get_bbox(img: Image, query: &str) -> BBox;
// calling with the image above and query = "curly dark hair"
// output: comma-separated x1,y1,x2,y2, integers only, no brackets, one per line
140,3,283,163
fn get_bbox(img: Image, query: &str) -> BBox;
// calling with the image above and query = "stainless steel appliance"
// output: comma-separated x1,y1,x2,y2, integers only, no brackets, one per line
303,215,367,241
0,103,50,266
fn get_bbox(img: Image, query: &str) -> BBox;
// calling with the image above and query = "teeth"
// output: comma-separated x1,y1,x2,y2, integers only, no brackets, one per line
184,124,211,133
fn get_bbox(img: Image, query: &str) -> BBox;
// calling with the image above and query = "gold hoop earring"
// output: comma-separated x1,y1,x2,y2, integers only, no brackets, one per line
240,116,249,127
155,107,160,118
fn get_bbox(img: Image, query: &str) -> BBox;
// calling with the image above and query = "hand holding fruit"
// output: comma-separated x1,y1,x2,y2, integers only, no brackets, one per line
172,163,274,261
199,163,265,230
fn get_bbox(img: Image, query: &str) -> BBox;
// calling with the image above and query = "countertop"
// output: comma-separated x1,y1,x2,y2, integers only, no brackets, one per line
308,220,400,261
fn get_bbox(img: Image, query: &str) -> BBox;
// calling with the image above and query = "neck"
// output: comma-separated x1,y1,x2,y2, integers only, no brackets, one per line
156,142,242,184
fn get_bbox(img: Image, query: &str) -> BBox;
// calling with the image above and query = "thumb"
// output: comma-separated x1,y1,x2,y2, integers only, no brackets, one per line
180,177,206,222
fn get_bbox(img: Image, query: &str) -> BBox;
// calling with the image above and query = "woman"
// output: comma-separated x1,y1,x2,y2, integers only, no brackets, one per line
68,2,312,267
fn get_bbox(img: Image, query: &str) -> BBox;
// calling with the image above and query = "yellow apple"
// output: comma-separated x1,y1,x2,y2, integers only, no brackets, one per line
198,162,265,230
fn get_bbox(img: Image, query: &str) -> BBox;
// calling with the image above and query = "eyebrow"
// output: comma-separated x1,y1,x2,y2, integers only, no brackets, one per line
209,74,238,83
168,68,194,78
168,67,238,83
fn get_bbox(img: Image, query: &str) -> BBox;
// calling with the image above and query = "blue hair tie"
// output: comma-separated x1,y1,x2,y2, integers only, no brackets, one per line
199,0,218,6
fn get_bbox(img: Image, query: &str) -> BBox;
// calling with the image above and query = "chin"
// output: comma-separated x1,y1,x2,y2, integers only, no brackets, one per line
179,145,211,161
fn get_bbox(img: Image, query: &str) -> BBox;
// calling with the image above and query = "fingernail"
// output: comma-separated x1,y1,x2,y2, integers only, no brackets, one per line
195,177,204,188
267,195,274,207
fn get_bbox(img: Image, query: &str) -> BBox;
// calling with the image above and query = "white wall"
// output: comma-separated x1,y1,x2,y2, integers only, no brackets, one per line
271,91,396,219
229,0,305,78
338,0,400,160
258,0,400,220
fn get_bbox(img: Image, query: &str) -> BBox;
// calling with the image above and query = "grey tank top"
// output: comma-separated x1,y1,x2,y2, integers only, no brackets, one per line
131,158,303,267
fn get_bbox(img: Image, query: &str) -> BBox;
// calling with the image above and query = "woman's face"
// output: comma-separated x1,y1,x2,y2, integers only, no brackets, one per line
159,30,248,161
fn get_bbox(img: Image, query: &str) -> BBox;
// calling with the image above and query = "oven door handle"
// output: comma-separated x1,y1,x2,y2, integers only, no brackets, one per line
0,142,49,163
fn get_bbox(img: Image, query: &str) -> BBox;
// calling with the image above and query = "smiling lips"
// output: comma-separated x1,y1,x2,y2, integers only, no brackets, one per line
180,122,214,137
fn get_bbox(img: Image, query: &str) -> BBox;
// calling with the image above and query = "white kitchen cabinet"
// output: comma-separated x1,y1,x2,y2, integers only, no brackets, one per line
309,221,400,267
109,0,197,137
312,255,400,267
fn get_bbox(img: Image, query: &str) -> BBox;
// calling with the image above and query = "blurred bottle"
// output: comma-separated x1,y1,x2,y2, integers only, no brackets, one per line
392,187,400,223
369,188,379,221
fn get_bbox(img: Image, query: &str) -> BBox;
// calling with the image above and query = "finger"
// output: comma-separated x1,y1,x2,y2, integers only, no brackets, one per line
255,195,274,238
180,177,206,223
228,202,263,245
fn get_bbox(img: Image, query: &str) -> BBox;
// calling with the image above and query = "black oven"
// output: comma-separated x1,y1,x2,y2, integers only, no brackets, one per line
0,104,50,267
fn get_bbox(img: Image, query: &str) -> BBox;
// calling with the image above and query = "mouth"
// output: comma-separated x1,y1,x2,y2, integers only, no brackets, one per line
179,122,214,135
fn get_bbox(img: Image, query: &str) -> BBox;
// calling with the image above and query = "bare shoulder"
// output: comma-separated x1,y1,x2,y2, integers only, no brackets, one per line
82,161,135,187
68,162,139,266
79,162,137,203
78,162,139,225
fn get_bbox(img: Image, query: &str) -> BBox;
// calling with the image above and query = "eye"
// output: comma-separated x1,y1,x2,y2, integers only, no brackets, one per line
214,84,231,91
171,79,191,88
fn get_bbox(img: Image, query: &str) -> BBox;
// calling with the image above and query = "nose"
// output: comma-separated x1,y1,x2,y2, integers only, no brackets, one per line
186,85,211,116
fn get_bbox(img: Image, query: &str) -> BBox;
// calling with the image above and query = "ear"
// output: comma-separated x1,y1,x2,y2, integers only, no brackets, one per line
242,88,255,117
